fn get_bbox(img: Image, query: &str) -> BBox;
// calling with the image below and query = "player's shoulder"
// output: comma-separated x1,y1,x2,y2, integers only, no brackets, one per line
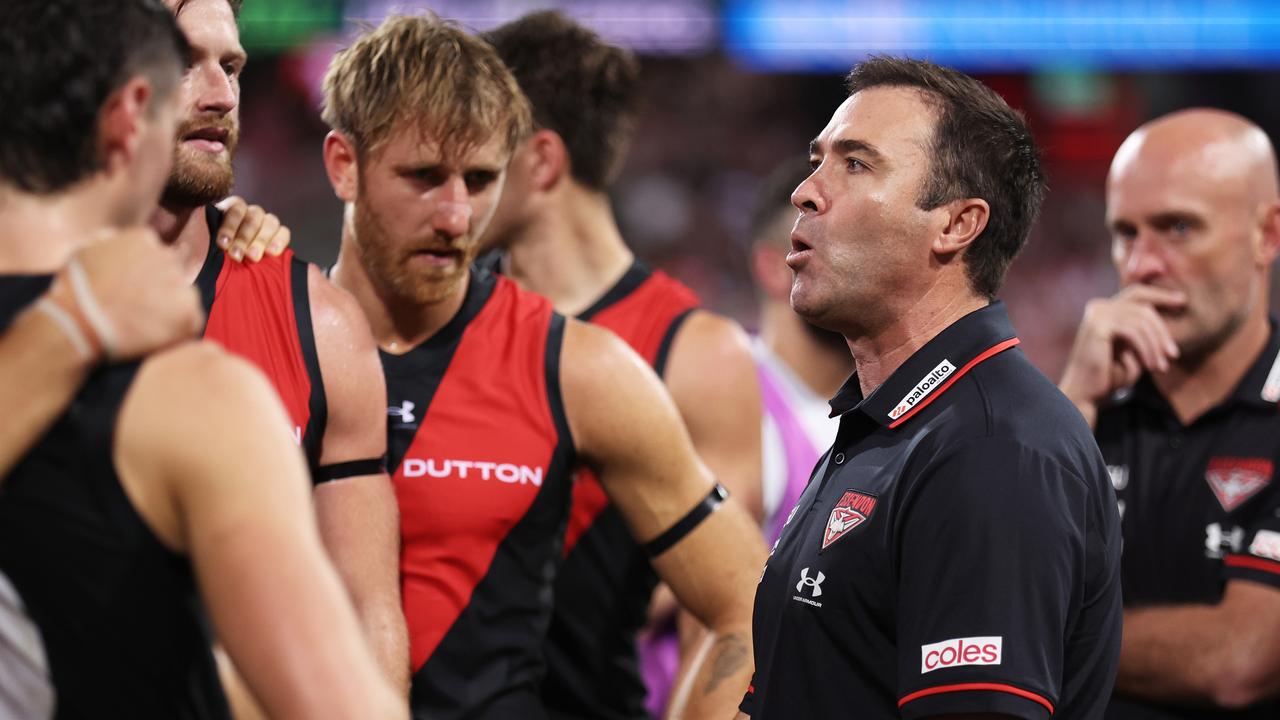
671,310,752,361
303,263,376,346
561,317,656,391
134,340,277,409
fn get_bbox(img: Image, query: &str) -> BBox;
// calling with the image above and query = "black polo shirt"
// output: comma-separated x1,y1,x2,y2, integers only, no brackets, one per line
741,302,1122,719
1098,322,1280,720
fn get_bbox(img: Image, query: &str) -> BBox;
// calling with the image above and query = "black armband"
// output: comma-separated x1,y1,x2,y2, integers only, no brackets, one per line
642,483,729,558
314,457,387,484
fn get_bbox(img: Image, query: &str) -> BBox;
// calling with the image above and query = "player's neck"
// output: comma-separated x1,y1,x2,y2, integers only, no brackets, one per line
847,289,988,398
502,186,632,316
760,301,853,399
150,202,211,284
1154,309,1271,426
0,187,116,273
331,218,469,353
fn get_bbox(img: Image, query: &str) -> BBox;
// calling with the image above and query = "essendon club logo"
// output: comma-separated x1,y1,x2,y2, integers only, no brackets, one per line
1205,457,1273,512
823,490,878,549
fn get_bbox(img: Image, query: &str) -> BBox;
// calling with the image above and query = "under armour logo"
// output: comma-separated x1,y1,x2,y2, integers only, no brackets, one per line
388,400,416,425
796,567,825,597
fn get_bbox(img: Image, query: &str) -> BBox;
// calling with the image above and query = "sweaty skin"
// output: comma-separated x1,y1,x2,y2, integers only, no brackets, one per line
324,111,767,719
1059,109,1280,707
150,0,408,694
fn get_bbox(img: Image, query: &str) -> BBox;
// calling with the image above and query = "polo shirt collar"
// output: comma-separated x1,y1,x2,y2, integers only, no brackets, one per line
1126,318,1280,413
828,301,1020,427
1229,319,1280,409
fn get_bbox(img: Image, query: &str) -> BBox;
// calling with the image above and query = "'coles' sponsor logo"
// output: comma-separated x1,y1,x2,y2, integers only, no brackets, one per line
823,490,877,549
920,636,1002,674
1205,457,1273,512
400,458,544,486
888,359,955,420
1250,529,1280,562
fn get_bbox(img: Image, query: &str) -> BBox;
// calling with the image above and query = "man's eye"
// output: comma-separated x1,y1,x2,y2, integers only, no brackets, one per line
846,158,867,172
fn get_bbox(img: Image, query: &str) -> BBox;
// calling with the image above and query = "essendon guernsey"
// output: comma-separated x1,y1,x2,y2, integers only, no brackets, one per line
384,268,574,719
196,206,326,472
542,261,699,720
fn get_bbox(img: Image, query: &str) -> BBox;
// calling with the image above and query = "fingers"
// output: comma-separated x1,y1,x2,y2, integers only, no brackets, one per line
1118,283,1188,311
213,197,291,263
1113,348,1144,390
265,225,290,257
242,213,283,262
226,205,266,262
1109,305,1175,373
215,196,248,254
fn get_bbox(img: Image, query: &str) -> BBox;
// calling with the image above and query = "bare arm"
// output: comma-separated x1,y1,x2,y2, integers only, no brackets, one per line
1117,581,1280,707
664,310,764,521
308,266,409,696
660,311,765,717
0,305,93,477
114,343,404,720
561,321,767,720
0,227,200,479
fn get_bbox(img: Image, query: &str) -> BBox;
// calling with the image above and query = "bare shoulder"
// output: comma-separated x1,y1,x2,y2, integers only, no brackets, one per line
306,264,378,353
562,317,656,386
116,341,302,551
666,309,755,378
132,340,277,412
122,340,294,454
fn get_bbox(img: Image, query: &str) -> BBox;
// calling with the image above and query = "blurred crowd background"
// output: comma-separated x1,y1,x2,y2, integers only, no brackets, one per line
229,0,1280,380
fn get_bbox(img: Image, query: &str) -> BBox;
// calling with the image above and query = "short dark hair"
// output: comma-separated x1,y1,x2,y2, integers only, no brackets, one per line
484,11,642,191
846,56,1044,299
748,157,811,248
0,0,189,194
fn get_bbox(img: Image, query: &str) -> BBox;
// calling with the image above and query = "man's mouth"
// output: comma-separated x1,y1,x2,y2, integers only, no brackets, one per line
786,232,813,268
409,246,463,268
182,126,230,154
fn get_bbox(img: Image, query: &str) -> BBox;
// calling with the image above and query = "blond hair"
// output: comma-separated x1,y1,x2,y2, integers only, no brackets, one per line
321,14,531,159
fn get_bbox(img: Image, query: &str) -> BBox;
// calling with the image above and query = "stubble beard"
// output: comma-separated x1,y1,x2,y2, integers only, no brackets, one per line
353,200,468,307
162,149,234,209
161,120,240,209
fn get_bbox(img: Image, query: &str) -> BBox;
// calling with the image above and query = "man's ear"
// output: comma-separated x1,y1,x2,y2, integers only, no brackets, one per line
323,130,360,203
933,197,990,257
99,77,154,171
1255,199,1280,267
526,128,569,192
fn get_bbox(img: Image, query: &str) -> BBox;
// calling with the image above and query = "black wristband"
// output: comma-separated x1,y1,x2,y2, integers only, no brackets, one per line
642,483,729,558
314,457,387,484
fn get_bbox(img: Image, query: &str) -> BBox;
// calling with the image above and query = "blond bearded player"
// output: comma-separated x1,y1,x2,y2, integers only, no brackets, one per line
318,15,766,719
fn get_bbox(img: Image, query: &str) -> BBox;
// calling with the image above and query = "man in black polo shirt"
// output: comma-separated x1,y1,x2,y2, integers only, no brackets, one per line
738,57,1123,719
1059,109,1280,716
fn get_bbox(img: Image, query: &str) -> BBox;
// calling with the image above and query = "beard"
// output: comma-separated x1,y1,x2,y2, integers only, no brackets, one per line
161,116,240,208
353,198,472,306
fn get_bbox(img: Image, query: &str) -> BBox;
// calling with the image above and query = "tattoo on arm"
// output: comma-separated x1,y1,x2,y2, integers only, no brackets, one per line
702,633,750,696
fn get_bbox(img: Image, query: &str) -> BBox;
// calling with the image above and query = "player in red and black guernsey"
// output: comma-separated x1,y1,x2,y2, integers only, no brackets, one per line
1060,110,1280,717
147,0,409,697
0,2,404,718
318,15,766,720
480,14,764,718
739,58,1122,720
